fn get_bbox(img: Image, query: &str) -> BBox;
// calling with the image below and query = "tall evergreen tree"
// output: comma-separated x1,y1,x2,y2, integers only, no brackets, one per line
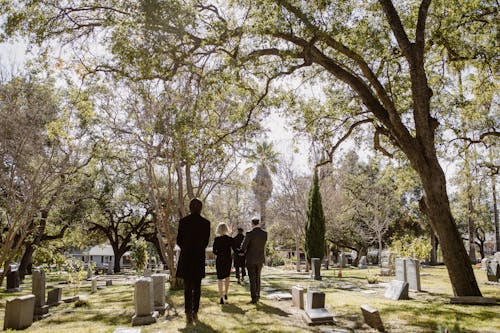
305,169,326,261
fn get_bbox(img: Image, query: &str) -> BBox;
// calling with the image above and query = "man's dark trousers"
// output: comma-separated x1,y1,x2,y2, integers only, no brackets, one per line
183,277,202,314
247,263,263,302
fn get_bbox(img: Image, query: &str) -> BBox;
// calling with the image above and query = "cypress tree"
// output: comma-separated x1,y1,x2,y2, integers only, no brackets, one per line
305,169,326,261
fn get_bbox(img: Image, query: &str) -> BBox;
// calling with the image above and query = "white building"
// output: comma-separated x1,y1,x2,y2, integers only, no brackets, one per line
72,245,131,269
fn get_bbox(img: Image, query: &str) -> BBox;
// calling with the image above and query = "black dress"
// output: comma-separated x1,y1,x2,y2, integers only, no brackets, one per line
213,235,233,279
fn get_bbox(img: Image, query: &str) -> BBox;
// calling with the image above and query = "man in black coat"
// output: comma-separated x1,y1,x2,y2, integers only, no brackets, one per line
240,218,267,304
232,227,246,284
176,198,211,324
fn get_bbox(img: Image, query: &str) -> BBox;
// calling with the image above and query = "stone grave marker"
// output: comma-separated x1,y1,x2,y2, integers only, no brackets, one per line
338,253,347,268
291,286,305,309
361,304,385,332
132,277,159,326
405,258,421,291
91,278,97,293
6,269,21,292
3,294,36,330
306,290,325,309
495,252,500,263
106,279,113,286
266,292,293,300
358,256,368,269
32,269,49,318
151,274,168,315
486,261,500,282
302,308,335,326
481,258,491,271
113,329,142,333
47,287,63,306
312,258,322,280
87,266,93,280
380,252,395,276
384,280,409,300
395,258,407,282
107,263,114,274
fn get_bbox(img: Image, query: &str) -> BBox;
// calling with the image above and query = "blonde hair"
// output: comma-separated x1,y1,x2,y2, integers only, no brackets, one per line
216,223,229,236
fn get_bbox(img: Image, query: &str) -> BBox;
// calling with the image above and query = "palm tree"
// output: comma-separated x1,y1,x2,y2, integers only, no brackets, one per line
249,141,279,228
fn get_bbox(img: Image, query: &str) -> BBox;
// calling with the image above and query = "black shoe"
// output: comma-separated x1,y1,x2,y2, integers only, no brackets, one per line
220,297,224,304
224,294,228,300
250,299,257,304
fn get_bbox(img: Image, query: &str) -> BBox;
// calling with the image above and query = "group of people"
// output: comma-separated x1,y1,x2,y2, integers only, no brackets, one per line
176,198,268,324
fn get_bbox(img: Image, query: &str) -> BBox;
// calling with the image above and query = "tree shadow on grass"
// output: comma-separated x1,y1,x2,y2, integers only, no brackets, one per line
179,320,218,333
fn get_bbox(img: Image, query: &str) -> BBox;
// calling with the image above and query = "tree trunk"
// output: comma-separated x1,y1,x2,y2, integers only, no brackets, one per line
295,236,301,272
465,154,476,262
491,149,499,252
430,232,438,265
419,160,481,296
18,243,35,280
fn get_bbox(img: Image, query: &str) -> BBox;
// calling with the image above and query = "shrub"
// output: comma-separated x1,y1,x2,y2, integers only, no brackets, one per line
389,235,432,261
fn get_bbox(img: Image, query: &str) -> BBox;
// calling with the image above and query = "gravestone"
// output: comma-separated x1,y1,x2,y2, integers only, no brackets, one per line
113,329,142,333
361,304,385,332
87,266,93,280
358,256,368,269
291,286,305,309
151,274,168,315
91,278,97,293
302,308,335,326
6,269,21,292
338,253,347,268
3,294,36,330
107,263,113,275
495,252,500,263
312,258,322,280
106,279,113,286
486,261,500,282
132,277,159,326
405,258,421,291
266,292,293,300
32,269,49,317
306,290,325,309
384,280,409,300
395,258,421,291
395,258,407,282
481,258,491,271
380,252,395,276
47,287,63,306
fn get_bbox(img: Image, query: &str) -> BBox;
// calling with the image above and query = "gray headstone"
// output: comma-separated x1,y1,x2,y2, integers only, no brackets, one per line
291,286,305,309
384,280,409,300
481,258,491,271
358,256,368,269
132,277,158,326
151,274,167,314
32,269,49,317
395,258,406,281
91,278,97,293
405,258,421,291
3,294,35,330
302,308,334,326
338,254,347,268
6,269,21,292
486,261,500,282
106,280,113,286
107,263,113,274
266,292,293,300
113,329,142,333
312,258,322,280
306,290,325,309
361,304,384,332
87,267,93,280
47,288,63,306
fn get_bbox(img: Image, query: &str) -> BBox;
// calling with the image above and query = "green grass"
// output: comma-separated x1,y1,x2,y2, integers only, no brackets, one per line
0,265,499,332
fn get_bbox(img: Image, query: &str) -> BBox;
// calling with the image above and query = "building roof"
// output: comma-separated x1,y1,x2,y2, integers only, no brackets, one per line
83,245,115,257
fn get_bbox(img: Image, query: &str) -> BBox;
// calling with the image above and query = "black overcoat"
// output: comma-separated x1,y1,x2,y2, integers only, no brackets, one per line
240,227,267,266
175,213,211,280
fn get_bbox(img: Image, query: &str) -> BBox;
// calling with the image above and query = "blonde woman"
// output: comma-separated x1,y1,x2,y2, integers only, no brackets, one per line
212,222,233,304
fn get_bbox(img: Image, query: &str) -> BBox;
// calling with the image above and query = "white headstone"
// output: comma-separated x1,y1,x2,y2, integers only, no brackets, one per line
384,280,409,300
132,277,158,326
291,286,305,309
405,258,421,291
151,274,167,314
91,278,97,293
358,256,368,269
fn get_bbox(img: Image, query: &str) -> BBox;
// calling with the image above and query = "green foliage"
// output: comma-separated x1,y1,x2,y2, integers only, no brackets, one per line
33,245,66,269
130,236,148,273
436,321,462,333
305,169,325,261
64,258,87,296
390,235,432,262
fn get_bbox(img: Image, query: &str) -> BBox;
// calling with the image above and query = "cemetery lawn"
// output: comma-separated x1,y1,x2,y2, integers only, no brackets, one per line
0,265,498,333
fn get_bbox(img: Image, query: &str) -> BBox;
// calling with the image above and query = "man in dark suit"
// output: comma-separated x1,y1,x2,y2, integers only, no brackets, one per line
232,227,246,284
176,198,211,324
240,218,267,304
